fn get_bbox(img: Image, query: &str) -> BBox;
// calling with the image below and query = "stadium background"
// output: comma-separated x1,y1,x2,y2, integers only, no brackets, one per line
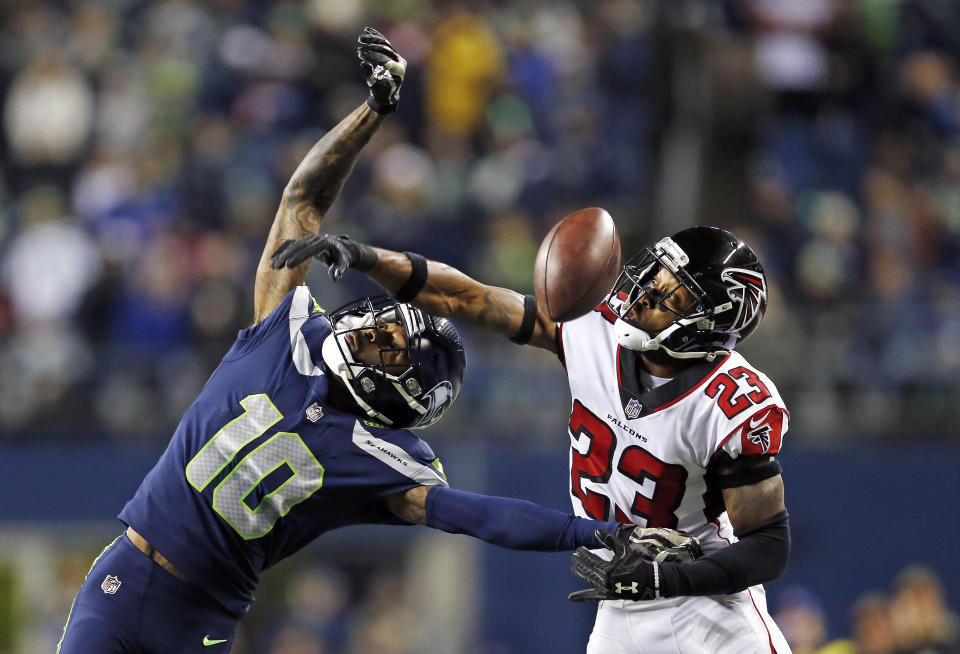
1,0,959,652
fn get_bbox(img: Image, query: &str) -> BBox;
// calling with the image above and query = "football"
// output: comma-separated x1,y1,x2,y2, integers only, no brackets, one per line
534,207,622,322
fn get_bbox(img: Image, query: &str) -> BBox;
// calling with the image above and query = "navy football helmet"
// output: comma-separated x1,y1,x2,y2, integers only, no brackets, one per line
605,226,767,360
321,296,466,429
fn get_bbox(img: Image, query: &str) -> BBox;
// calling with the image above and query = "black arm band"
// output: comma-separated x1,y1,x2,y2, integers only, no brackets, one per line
717,457,782,489
394,252,428,302
510,294,538,345
658,510,790,597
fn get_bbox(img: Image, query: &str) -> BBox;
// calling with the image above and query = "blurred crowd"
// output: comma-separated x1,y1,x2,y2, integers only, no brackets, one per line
2,0,960,444
775,565,960,654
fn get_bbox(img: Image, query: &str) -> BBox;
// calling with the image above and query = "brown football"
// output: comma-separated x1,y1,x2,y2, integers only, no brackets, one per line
534,207,622,322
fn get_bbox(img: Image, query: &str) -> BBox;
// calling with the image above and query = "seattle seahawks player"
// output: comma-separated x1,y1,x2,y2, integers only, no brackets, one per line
273,226,793,653
56,29,619,654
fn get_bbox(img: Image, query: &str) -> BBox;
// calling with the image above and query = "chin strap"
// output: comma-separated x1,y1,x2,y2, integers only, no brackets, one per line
613,317,728,362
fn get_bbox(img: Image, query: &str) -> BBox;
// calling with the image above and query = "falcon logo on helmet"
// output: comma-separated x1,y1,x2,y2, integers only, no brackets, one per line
720,268,767,334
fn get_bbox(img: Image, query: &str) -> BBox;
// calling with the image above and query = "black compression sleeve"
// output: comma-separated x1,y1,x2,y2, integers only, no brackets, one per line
658,511,790,597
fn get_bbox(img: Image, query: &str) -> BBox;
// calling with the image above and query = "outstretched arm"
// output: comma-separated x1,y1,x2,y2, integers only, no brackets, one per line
252,104,384,324
252,28,406,325
370,249,558,351
386,486,618,551
271,235,559,351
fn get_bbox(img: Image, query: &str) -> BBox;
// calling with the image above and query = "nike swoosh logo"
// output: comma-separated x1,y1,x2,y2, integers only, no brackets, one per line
203,636,228,646
748,408,774,429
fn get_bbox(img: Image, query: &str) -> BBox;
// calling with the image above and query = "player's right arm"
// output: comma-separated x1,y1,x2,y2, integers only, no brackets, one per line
385,485,617,551
271,236,559,352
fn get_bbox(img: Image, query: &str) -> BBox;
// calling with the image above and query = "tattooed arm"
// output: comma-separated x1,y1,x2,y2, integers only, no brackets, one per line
365,249,558,352
252,103,385,325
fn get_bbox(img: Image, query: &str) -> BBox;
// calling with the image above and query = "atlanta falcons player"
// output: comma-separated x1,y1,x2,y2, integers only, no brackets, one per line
272,226,792,653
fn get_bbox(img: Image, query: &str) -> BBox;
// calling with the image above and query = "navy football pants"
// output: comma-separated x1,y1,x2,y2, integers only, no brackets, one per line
58,534,241,654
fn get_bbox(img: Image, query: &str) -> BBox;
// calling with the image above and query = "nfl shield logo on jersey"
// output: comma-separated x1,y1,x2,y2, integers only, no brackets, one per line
624,397,643,420
101,575,121,595
305,402,324,423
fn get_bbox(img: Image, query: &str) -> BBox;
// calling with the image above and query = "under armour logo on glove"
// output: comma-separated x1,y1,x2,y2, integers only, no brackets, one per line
568,525,703,602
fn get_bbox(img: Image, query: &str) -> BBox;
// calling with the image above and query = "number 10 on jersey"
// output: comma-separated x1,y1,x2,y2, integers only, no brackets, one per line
185,394,325,539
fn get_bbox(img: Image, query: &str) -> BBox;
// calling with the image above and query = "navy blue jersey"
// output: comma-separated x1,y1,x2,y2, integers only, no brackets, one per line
119,287,448,614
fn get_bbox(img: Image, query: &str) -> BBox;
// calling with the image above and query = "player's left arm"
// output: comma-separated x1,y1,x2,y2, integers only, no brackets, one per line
252,28,404,325
572,454,789,601
720,456,786,529
656,456,789,597
385,485,619,551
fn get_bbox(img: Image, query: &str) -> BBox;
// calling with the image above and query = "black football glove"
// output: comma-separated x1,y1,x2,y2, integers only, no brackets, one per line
357,27,406,114
270,234,377,281
568,525,703,602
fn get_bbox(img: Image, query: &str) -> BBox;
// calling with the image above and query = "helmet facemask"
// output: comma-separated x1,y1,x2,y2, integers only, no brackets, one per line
322,296,465,429
606,236,737,360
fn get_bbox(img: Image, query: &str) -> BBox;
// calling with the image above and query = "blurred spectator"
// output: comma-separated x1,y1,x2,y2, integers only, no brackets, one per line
349,572,419,654
890,565,960,654
4,49,94,167
268,626,330,654
2,185,100,324
774,586,829,654
820,592,897,654
272,565,353,652
425,10,505,137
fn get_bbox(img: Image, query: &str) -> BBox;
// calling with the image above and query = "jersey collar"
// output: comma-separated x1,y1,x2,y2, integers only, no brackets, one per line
616,346,728,418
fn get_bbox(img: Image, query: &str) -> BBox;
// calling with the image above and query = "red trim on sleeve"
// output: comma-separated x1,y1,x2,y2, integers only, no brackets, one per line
595,302,618,324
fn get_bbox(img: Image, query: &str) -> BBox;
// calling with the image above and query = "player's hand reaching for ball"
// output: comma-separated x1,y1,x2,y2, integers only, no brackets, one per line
358,27,406,114
568,525,702,601
270,234,378,281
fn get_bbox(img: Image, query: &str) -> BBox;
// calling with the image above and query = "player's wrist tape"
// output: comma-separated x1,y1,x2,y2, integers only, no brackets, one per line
510,294,538,344
652,561,661,599
394,252,428,302
366,95,396,115
350,241,379,272
716,457,781,489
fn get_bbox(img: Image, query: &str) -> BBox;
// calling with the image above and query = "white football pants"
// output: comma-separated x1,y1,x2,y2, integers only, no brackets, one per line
586,586,792,654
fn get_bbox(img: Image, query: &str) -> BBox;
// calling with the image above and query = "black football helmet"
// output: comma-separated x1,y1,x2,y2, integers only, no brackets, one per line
321,296,466,429
605,226,767,360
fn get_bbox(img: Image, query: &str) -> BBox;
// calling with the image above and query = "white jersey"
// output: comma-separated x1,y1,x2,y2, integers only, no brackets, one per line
560,307,788,551
560,307,792,654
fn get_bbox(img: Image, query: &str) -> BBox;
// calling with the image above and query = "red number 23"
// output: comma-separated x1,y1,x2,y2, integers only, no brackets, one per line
569,401,687,527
